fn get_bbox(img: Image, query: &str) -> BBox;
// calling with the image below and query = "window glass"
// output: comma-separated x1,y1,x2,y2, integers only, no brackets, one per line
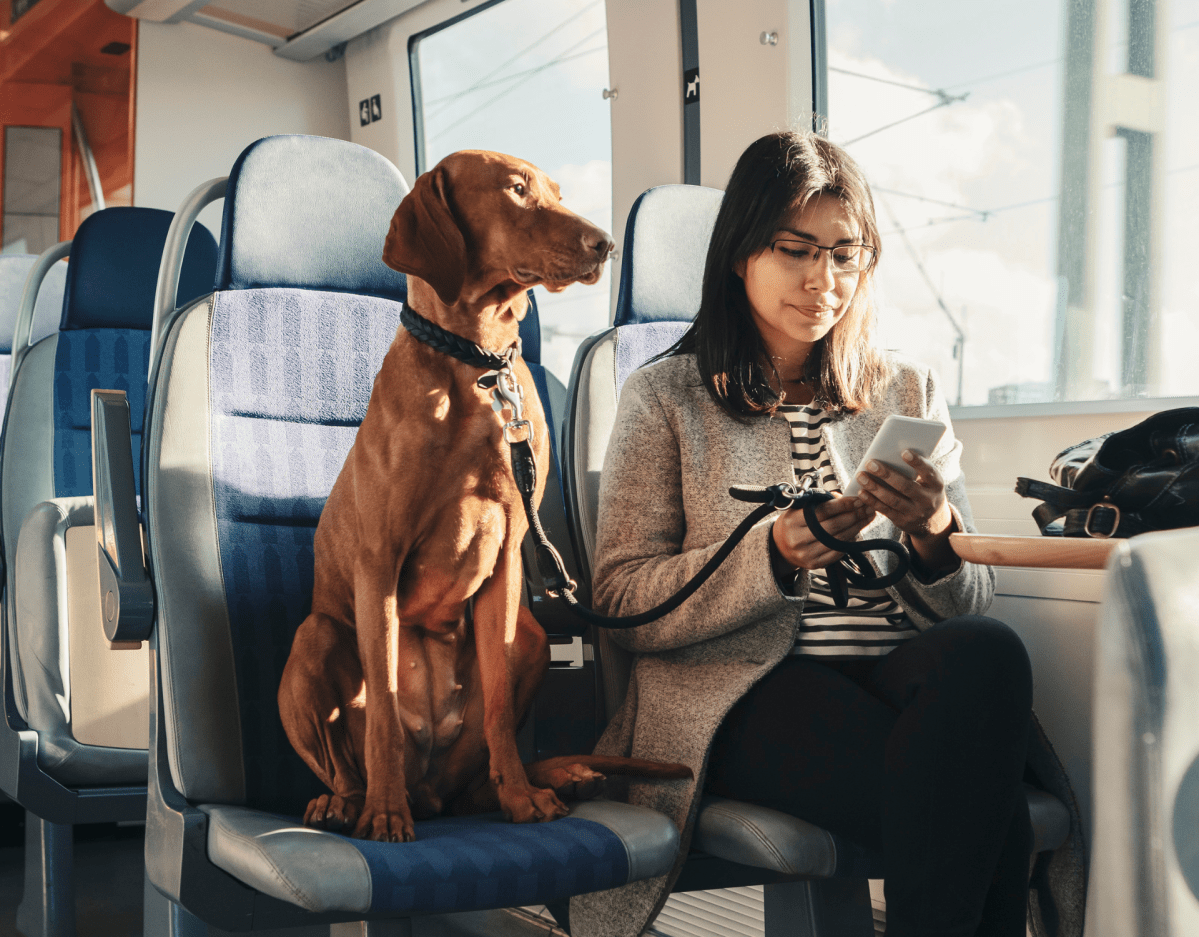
826,0,1199,406
413,0,612,384
2,126,61,256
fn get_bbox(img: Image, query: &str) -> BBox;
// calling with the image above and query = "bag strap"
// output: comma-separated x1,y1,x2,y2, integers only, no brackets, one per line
1015,476,1107,534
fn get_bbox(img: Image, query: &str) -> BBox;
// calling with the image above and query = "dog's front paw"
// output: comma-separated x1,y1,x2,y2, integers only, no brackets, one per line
525,761,607,804
498,783,569,824
304,793,364,832
353,802,417,842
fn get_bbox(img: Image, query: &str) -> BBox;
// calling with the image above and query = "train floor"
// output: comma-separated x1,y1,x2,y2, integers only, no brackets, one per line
0,805,565,937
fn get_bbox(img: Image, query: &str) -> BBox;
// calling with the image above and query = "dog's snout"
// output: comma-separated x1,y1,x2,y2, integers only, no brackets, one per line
586,231,615,259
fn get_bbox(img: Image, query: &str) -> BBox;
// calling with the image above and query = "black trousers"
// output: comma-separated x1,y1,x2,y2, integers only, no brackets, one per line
705,616,1033,937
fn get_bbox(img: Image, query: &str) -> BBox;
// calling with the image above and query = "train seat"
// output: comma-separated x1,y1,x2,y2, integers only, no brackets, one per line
1090,527,1199,936
0,253,66,397
560,183,1072,935
126,134,677,934
0,208,216,937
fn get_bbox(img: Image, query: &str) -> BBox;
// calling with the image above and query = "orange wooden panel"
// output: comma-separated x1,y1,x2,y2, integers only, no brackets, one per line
0,0,136,238
949,533,1120,570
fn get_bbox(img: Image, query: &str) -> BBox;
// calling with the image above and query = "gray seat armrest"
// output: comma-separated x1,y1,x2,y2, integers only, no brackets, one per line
693,788,1072,881
567,799,680,882
201,805,374,914
1027,786,1071,854
91,389,153,643
692,795,837,878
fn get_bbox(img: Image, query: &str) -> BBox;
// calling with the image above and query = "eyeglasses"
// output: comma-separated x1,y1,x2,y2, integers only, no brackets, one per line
768,239,875,276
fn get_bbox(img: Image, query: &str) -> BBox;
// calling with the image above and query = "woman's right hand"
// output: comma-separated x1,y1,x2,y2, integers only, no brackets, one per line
771,495,876,571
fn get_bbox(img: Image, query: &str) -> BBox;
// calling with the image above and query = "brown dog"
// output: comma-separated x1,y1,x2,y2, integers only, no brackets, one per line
278,151,690,843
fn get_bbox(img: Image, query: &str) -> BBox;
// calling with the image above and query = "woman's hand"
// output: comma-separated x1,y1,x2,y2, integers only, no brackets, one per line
855,451,959,569
772,495,876,571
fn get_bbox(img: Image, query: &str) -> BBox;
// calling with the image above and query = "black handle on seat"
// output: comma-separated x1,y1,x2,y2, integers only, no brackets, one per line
92,390,155,644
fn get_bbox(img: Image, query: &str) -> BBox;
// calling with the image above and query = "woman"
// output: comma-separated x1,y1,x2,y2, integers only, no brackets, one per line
569,132,1068,937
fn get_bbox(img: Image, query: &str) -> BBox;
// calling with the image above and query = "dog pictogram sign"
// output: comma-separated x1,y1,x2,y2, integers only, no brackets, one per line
683,68,700,104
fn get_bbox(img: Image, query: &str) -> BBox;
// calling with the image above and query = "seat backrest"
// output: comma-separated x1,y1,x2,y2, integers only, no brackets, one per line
0,254,66,393
0,210,216,738
145,135,410,815
1090,528,1199,936
2,209,216,568
561,185,722,720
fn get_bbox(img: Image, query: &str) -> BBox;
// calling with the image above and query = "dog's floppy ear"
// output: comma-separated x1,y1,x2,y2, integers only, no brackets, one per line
382,164,468,306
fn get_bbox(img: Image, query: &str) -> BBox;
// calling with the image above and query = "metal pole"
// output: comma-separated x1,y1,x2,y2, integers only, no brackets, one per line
70,104,105,214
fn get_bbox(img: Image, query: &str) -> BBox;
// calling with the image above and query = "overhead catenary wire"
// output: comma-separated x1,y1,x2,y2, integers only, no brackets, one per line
431,25,606,138
425,0,603,119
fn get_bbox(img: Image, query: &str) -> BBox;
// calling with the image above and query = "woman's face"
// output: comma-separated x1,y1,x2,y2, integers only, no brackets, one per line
736,193,863,362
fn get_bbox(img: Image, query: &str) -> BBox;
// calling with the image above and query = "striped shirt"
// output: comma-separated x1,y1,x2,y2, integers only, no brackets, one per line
778,404,920,659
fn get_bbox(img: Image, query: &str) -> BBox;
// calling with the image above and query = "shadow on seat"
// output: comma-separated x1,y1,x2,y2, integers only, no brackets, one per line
559,183,1073,936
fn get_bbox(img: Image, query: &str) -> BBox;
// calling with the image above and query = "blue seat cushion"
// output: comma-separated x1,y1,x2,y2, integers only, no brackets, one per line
54,328,151,497
355,813,627,912
202,800,678,915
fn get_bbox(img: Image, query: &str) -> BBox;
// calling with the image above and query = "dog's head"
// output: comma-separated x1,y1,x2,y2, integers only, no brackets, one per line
382,150,614,308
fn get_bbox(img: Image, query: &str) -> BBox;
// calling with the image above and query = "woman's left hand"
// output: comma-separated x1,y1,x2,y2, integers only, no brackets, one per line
854,451,958,569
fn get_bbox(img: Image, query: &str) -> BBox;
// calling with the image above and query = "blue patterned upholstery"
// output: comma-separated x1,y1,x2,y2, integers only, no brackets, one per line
215,136,409,303
614,322,691,398
51,208,217,497
353,814,626,913
208,287,403,813
613,185,723,327
53,329,151,497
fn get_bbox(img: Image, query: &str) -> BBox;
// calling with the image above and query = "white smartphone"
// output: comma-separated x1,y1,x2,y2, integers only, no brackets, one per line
842,415,947,497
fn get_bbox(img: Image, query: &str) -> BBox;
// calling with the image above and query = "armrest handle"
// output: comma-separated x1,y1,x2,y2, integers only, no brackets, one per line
91,390,154,642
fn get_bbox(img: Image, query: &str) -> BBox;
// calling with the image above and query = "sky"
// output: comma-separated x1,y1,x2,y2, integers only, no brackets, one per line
417,0,613,383
826,0,1199,404
409,0,1199,403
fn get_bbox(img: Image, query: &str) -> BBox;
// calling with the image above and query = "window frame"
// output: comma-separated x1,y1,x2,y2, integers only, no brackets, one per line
407,0,511,177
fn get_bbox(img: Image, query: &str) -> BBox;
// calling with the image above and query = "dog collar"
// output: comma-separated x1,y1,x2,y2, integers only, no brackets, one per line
400,303,532,442
400,304,519,372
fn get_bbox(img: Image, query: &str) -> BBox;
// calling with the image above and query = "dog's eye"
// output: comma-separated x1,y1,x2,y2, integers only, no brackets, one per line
511,183,526,196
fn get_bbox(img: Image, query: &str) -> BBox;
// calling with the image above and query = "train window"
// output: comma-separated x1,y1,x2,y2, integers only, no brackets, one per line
825,0,1198,407
411,0,612,383
1,126,61,256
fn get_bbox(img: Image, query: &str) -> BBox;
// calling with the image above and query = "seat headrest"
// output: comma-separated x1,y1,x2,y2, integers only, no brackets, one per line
614,185,724,327
0,254,68,352
519,290,541,364
61,207,218,331
215,135,410,303
0,254,37,354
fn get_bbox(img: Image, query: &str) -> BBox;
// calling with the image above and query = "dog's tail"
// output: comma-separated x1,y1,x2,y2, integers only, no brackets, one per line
573,755,693,779
532,754,692,780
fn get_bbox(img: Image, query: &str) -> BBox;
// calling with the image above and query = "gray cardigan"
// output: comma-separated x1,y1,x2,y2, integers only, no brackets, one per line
570,352,1086,937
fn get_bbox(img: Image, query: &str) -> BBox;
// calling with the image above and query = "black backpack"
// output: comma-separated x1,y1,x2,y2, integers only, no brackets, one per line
1016,407,1199,538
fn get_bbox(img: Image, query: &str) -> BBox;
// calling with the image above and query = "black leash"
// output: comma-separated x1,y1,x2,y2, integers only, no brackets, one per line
400,308,912,635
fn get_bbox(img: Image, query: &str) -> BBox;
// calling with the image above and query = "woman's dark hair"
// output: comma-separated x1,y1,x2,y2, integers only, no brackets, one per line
666,131,889,416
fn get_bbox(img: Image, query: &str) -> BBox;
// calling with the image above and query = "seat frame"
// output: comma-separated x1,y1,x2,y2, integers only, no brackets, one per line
0,241,149,937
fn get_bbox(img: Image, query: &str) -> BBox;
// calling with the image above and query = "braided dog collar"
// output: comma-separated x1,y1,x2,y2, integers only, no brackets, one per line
400,304,518,371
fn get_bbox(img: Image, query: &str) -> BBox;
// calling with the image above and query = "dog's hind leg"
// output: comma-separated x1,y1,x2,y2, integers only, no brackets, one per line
279,613,368,832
